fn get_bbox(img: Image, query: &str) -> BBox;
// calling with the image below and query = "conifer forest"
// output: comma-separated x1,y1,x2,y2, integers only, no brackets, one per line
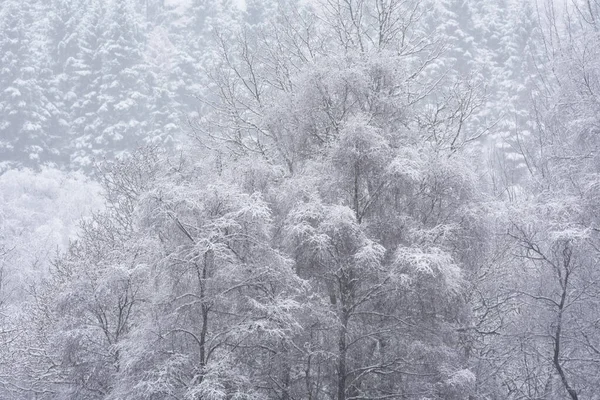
3,0,600,398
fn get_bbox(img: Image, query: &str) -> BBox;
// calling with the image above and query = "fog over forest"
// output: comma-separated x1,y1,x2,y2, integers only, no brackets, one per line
2,0,600,399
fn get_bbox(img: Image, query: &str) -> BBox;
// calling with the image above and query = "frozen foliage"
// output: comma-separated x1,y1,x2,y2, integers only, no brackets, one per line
0,0,190,170
4,0,600,399
0,167,102,298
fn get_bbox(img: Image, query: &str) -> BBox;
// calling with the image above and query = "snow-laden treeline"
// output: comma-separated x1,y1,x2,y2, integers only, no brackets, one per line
2,0,600,399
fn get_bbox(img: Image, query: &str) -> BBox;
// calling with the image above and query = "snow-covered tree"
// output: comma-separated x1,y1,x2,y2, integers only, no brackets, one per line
194,1,488,398
113,166,304,399
0,1,50,168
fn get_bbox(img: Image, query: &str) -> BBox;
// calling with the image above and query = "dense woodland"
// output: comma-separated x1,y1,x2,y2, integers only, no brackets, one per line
2,0,600,398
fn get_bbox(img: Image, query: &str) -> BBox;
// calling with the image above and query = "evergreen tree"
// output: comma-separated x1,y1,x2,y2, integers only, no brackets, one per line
41,0,93,166
0,1,51,168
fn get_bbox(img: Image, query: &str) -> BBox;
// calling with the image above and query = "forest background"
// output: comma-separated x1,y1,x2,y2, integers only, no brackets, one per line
2,0,600,399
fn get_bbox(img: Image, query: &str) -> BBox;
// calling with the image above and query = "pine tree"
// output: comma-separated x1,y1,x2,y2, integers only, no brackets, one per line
93,0,150,156
68,0,106,168
40,0,94,166
63,0,176,169
472,0,541,197
0,1,51,169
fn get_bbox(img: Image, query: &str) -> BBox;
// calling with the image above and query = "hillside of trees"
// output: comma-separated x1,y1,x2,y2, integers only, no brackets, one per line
2,0,600,399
